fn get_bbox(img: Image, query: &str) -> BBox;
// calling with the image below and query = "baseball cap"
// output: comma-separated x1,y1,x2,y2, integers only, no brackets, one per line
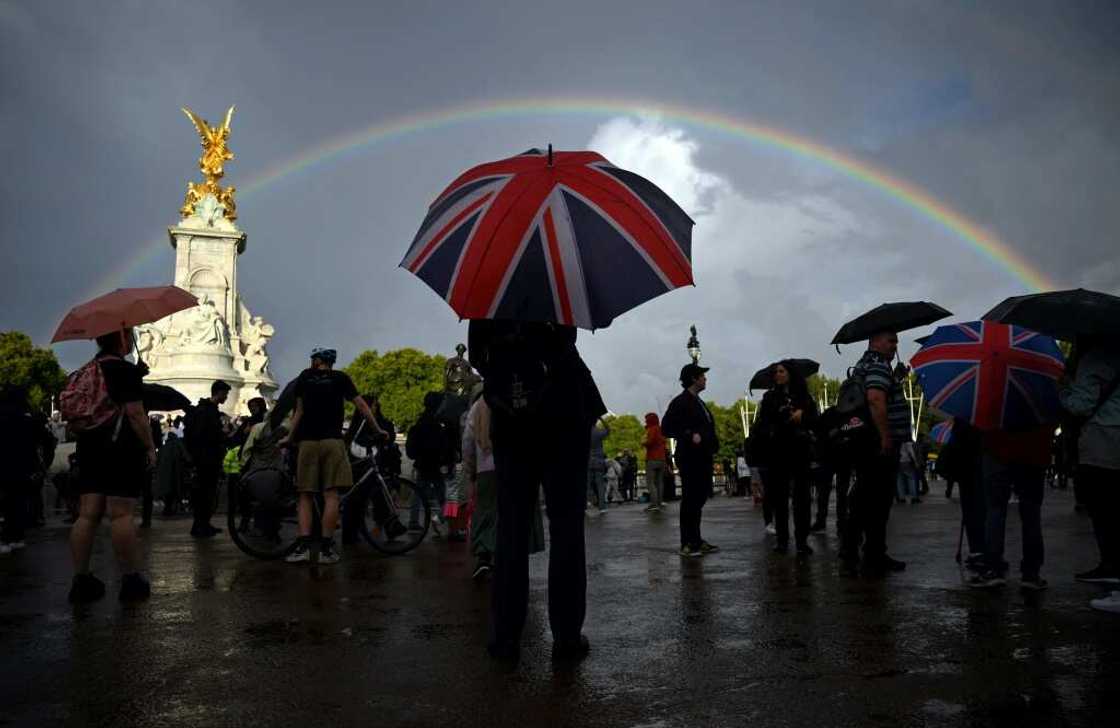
679,363,710,386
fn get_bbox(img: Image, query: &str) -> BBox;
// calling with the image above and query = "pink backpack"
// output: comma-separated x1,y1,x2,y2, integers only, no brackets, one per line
60,357,122,435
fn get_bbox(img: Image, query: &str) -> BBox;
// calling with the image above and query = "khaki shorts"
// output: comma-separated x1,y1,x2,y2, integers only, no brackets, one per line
296,439,353,492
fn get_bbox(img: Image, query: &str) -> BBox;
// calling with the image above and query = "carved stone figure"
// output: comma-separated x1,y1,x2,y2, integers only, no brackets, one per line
181,295,228,349
242,315,275,374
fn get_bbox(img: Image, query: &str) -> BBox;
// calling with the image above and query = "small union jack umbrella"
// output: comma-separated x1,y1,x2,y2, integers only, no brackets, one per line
911,321,1065,431
929,420,953,445
400,147,695,329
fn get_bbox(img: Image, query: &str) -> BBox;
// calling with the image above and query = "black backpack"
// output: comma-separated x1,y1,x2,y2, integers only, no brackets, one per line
826,367,878,462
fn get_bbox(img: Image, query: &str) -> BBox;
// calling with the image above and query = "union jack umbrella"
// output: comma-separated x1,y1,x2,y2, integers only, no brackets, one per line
910,321,1065,431
929,420,953,445
400,147,695,329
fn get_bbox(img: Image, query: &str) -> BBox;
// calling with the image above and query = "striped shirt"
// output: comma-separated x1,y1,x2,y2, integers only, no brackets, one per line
854,350,911,442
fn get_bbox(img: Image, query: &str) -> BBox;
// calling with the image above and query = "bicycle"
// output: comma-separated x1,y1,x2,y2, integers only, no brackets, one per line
227,446,433,560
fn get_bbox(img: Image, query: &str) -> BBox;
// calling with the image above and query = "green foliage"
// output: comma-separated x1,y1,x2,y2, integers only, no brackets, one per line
0,331,66,412
343,348,446,432
602,414,644,463
707,401,747,461
806,373,845,409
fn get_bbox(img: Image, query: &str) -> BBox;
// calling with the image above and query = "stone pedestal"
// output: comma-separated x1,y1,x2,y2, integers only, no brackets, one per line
137,193,278,415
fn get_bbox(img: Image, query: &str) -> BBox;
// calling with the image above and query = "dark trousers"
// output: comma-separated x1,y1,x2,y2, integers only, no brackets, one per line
832,465,852,532
141,472,154,526
982,456,1044,577
841,451,898,563
1,480,29,543
678,458,712,548
489,412,590,649
759,467,774,525
769,465,811,547
959,475,987,556
1078,465,1120,569
192,464,221,530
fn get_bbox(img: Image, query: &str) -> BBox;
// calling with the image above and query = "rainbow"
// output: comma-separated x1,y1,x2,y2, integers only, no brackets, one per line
99,96,1059,295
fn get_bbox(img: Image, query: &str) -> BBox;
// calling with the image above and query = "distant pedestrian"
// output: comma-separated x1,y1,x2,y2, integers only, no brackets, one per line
588,419,610,512
896,439,921,504
604,456,622,506
184,380,231,538
469,319,606,663
642,413,667,513
839,330,910,578
620,450,638,502
1059,337,1120,606
662,363,720,558
406,392,454,532
65,329,155,602
754,360,818,555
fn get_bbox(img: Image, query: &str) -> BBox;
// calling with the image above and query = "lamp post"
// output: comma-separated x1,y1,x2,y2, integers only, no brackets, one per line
687,324,701,364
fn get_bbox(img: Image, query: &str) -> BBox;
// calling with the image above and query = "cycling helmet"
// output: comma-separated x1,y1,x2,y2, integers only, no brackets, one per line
309,347,337,364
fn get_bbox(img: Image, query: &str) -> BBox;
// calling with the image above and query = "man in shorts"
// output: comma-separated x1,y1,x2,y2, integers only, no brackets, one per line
69,329,157,602
283,347,386,564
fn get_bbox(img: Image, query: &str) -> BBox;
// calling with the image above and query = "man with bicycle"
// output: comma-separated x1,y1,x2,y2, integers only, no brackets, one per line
283,347,387,564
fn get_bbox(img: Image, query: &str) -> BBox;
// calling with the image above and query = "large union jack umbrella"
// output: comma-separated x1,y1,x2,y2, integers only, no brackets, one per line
400,148,695,329
910,321,1065,430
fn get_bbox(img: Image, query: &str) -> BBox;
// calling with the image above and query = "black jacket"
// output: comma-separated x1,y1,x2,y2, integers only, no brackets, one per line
185,399,227,467
754,387,819,468
661,389,719,463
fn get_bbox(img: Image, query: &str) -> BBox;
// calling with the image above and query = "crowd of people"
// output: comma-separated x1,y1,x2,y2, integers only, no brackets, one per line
2,318,1118,663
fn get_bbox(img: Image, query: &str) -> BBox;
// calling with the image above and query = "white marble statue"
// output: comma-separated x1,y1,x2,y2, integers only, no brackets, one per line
242,315,275,374
181,294,229,349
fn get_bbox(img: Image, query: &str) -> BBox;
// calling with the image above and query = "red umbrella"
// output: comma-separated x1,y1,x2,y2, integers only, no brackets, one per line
51,286,198,343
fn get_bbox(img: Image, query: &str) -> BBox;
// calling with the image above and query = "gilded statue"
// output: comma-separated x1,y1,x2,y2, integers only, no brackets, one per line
180,105,238,221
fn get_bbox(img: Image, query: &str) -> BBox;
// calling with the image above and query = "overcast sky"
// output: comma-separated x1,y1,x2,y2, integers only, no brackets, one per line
3,1,1118,414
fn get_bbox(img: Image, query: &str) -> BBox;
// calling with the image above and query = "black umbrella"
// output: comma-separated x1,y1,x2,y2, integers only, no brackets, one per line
982,288,1120,341
142,383,191,413
831,301,952,346
749,358,820,391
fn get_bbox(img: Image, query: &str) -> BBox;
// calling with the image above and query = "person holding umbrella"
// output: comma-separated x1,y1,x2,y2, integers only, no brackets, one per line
838,330,911,577
66,329,157,602
754,360,818,555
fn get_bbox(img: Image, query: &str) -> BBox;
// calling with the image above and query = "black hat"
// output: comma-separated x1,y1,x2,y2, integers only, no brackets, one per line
679,363,710,387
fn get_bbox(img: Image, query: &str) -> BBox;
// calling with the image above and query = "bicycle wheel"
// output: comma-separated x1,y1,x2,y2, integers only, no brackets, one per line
227,469,302,560
360,475,430,555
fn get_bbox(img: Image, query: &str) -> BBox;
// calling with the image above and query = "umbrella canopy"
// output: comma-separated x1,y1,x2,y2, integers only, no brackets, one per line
400,147,695,330
142,383,191,413
910,321,1064,430
52,286,198,343
929,420,953,445
831,301,952,345
748,358,820,391
982,288,1120,341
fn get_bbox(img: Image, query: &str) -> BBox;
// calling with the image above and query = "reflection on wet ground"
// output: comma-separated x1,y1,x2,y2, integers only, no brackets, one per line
1,487,1117,727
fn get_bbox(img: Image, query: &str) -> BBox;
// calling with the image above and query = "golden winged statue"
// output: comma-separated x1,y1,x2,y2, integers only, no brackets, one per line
180,105,238,221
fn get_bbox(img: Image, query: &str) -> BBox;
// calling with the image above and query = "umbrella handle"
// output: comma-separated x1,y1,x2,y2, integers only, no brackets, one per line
548,143,553,167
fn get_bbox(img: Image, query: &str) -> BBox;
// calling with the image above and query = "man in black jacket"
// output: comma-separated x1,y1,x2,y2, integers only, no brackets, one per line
184,380,231,538
662,363,720,557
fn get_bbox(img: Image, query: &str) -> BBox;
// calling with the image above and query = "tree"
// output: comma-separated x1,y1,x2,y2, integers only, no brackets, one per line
806,373,844,410
0,331,66,412
707,402,747,461
602,414,644,463
343,348,446,432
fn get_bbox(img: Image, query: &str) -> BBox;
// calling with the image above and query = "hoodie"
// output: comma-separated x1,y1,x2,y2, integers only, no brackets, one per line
643,412,667,462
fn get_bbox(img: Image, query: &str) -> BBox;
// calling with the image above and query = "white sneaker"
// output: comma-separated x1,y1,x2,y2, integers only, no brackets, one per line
765,524,777,535
1090,591,1120,614
0,544,11,555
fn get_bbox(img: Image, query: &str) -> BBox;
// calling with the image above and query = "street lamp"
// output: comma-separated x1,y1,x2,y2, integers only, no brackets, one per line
686,324,701,364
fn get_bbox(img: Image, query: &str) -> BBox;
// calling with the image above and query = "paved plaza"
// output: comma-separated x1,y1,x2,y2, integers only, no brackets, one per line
1,486,1117,728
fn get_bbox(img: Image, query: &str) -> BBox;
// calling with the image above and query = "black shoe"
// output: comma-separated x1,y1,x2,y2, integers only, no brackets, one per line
552,634,591,662
796,543,814,556
119,573,151,602
68,573,106,604
190,524,221,538
1074,566,1120,584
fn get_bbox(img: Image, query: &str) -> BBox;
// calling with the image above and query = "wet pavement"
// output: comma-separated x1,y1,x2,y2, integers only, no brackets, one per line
2,484,1118,728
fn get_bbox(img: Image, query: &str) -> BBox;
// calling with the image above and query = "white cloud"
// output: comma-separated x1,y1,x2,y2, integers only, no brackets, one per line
579,117,882,414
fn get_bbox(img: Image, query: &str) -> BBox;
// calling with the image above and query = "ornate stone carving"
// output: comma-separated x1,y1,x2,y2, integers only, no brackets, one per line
241,315,275,375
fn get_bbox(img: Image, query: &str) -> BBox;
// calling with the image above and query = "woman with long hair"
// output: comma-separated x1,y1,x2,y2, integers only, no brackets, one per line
754,360,819,555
